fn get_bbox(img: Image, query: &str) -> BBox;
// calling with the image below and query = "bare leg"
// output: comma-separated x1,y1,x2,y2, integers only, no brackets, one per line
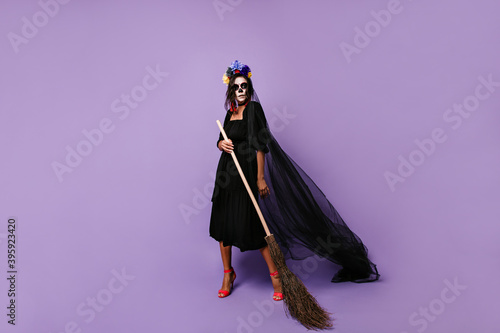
259,245,282,300
219,242,235,297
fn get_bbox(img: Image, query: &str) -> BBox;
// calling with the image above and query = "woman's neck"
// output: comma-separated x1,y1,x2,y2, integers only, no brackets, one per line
234,100,249,113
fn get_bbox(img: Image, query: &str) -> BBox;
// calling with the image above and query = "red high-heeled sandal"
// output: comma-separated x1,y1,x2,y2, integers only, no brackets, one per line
218,267,236,298
270,271,283,301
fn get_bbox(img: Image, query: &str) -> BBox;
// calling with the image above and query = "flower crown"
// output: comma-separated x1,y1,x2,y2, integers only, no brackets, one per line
222,60,252,85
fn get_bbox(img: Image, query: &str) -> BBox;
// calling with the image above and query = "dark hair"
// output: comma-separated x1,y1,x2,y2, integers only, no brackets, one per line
224,74,254,111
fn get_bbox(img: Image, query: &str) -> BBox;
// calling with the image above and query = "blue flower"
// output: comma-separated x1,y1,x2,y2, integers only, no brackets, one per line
230,60,243,71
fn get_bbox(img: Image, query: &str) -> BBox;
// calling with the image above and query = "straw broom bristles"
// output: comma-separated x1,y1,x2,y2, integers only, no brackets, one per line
266,234,333,330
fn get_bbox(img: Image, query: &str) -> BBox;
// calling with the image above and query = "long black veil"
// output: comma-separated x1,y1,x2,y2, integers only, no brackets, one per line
243,91,380,283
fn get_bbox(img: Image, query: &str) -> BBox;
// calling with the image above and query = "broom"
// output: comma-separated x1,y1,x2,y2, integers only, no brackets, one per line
216,120,333,330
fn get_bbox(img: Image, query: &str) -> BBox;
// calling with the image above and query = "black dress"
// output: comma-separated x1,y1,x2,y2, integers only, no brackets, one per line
209,105,267,252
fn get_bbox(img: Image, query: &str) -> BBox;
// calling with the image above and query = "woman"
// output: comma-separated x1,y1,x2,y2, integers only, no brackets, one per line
210,60,379,300
209,60,283,300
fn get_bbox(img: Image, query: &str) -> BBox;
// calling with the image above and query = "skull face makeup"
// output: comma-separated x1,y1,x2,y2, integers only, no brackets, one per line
234,76,248,105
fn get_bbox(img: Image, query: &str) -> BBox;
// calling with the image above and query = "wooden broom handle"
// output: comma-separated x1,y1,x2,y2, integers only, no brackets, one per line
216,120,271,236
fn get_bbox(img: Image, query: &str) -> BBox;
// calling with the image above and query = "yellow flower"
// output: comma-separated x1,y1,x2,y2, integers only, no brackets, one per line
248,72,252,78
222,74,229,85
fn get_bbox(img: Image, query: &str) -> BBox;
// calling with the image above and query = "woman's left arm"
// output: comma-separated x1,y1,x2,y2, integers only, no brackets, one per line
257,150,270,198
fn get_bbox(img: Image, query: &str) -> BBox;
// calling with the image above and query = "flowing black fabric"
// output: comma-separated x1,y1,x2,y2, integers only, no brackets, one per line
211,93,380,283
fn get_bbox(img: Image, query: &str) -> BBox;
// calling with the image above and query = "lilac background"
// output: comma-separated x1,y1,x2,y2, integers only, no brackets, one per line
1,0,499,332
